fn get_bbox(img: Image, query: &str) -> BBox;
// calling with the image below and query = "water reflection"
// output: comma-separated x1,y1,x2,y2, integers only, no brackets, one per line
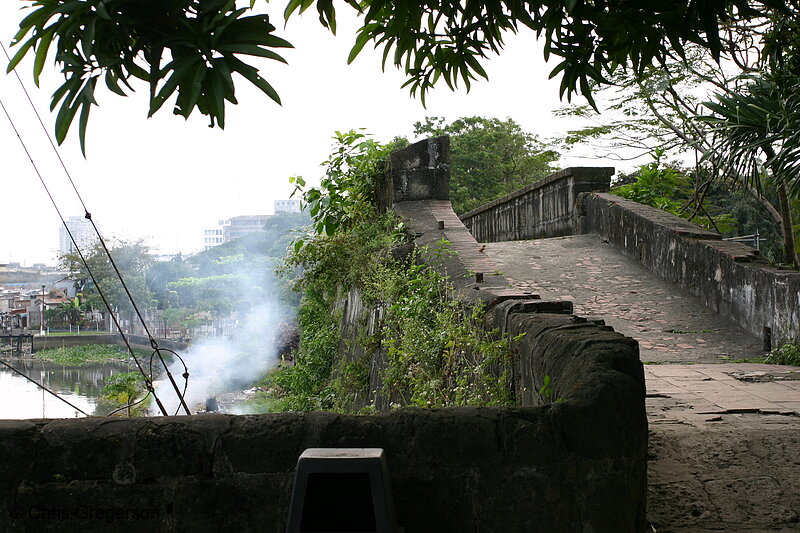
0,359,136,419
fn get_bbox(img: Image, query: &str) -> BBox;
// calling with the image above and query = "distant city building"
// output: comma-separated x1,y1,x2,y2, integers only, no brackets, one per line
0,263,73,298
202,214,273,251
223,215,271,242
202,225,224,251
58,216,98,256
274,199,301,214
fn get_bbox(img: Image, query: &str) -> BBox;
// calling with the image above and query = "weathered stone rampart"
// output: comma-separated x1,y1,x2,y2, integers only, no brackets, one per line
0,138,647,533
460,167,614,242
581,192,800,347
455,159,798,347
336,139,648,529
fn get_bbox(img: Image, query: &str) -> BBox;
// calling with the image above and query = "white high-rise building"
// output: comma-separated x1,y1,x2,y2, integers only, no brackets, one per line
202,224,225,251
58,216,98,256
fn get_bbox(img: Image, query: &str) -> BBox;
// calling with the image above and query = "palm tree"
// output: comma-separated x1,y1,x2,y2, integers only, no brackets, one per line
53,296,86,328
702,76,800,268
102,372,146,417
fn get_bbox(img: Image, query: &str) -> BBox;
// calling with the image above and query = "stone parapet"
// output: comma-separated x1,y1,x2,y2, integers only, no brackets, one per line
582,192,800,347
460,167,614,242
0,399,645,533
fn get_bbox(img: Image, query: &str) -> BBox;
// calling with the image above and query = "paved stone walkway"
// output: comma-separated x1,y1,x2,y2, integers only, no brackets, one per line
483,235,800,532
646,363,800,424
484,234,765,363
646,363,800,532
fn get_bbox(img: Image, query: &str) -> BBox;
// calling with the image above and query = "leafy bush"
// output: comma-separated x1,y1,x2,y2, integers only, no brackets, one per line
613,150,736,233
765,343,800,366
373,248,514,408
101,372,148,417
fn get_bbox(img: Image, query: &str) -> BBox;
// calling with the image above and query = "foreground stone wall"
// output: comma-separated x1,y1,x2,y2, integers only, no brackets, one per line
460,167,614,242
582,193,800,347
0,395,644,533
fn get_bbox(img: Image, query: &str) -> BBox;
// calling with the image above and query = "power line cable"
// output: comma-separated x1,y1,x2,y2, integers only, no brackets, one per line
0,95,171,416
1,42,191,415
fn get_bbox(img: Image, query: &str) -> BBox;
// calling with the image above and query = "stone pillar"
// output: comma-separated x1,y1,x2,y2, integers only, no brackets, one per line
383,136,450,207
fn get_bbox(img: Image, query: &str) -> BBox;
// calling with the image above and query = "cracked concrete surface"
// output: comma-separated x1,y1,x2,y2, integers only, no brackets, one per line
483,235,800,532
645,364,800,532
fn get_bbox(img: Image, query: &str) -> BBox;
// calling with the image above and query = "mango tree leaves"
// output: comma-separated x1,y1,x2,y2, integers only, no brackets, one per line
285,0,788,110
7,0,793,153
8,0,291,154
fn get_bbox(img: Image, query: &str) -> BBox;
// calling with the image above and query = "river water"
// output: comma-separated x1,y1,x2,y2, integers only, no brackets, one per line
0,358,137,419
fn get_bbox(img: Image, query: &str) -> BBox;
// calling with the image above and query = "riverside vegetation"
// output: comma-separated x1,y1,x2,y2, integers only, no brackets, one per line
247,131,514,414
34,344,141,366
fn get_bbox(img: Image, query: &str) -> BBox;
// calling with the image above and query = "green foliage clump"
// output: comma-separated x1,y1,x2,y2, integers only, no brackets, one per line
289,130,395,240
9,0,290,153
35,344,132,366
614,158,689,213
44,296,87,328
265,288,342,411
101,372,148,416
371,250,514,408
765,343,800,366
265,239,514,412
613,151,736,234
257,130,514,413
60,239,155,316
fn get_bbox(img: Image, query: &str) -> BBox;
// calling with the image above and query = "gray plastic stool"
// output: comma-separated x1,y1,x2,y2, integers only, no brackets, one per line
286,448,398,533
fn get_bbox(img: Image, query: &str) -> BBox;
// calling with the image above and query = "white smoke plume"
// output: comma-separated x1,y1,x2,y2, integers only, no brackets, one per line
154,255,291,415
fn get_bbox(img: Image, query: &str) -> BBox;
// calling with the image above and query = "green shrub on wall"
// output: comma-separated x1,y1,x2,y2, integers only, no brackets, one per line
252,132,513,413
367,245,513,408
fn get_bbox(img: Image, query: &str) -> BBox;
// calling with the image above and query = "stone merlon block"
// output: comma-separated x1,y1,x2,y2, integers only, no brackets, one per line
388,136,450,202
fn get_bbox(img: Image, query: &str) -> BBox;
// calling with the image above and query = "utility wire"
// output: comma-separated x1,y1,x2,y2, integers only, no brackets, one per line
0,96,170,416
0,359,91,417
1,42,191,415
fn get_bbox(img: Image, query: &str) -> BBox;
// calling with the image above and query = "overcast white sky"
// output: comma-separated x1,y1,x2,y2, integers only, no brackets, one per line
0,1,627,266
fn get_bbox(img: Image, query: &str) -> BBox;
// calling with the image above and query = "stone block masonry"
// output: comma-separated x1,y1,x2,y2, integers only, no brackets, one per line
582,192,800,347
454,158,798,348
460,167,614,242
0,401,645,533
